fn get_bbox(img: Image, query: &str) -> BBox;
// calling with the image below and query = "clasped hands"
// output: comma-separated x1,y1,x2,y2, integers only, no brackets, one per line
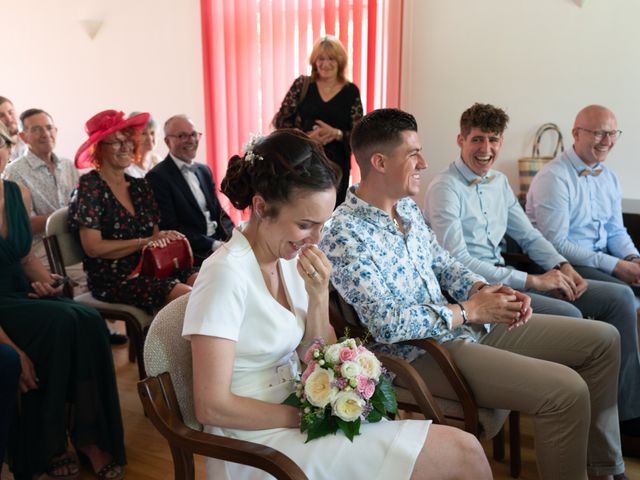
306,120,342,146
613,258,640,287
465,283,533,331
526,263,588,301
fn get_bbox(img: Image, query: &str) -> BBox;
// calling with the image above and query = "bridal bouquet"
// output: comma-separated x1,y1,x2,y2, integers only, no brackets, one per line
284,337,397,442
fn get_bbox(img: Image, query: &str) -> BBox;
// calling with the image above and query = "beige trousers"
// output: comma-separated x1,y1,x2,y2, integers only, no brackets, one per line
411,314,623,479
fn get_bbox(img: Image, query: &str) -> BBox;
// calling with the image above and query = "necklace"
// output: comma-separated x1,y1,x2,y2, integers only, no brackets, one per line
393,217,401,230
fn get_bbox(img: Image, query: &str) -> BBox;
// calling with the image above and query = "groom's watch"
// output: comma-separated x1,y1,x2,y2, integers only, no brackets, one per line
458,302,469,325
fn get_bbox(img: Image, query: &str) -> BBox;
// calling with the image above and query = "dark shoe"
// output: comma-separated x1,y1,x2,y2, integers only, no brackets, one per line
614,473,629,480
109,332,128,345
95,461,124,480
47,454,79,479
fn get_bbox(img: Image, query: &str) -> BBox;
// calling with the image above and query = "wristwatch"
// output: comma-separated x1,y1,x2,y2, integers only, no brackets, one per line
458,302,469,325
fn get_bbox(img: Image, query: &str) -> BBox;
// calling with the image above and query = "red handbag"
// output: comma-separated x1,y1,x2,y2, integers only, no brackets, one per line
127,238,194,280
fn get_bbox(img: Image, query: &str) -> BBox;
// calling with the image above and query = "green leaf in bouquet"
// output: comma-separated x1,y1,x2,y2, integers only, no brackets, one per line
282,392,302,408
366,408,383,423
336,417,361,442
303,408,338,443
378,376,398,413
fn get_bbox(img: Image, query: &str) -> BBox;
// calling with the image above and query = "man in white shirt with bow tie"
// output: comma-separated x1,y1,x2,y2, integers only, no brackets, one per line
146,115,233,266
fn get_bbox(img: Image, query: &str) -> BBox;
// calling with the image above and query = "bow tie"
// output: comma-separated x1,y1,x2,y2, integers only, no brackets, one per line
468,176,495,186
181,163,198,174
579,168,602,177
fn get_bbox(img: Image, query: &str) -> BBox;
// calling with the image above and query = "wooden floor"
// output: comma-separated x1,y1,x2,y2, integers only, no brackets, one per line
5,325,640,479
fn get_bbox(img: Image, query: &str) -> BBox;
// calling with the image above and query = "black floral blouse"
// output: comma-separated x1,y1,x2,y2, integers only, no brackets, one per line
68,170,192,312
273,74,363,205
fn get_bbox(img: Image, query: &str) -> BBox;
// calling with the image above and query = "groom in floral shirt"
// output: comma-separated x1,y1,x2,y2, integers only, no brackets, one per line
319,108,625,479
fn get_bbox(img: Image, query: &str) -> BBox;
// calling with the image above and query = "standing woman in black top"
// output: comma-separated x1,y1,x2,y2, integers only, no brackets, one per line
273,35,363,207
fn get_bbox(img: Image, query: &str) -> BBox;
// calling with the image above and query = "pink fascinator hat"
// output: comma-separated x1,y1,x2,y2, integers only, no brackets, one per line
75,109,150,168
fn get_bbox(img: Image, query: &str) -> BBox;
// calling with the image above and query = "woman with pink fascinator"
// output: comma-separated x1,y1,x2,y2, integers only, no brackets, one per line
69,110,197,313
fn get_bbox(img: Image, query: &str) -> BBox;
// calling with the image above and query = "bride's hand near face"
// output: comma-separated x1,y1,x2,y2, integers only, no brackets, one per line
297,245,331,298
296,245,336,351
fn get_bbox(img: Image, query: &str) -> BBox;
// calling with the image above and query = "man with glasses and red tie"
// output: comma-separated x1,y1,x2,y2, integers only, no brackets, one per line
527,105,640,452
146,115,233,267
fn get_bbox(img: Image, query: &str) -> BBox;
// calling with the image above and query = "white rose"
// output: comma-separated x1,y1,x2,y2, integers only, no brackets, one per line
355,350,382,380
332,391,365,422
340,360,361,379
304,368,337,408
324,344,342,364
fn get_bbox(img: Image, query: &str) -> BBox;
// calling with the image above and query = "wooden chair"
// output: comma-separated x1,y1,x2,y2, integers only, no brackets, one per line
44,206,153,380
329,289,521,478
138,293,449,480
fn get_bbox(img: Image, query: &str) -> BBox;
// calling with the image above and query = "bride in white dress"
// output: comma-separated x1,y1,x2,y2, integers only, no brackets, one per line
182,129,491,480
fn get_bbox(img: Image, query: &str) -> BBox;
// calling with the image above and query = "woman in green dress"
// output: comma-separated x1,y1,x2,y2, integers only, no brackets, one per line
0,124,125,479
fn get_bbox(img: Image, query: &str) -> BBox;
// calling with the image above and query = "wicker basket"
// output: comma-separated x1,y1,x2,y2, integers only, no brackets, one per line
518,123,564,203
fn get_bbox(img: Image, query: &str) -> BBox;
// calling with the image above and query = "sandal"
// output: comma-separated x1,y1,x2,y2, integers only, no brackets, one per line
46,454,79,479
95,461,124,480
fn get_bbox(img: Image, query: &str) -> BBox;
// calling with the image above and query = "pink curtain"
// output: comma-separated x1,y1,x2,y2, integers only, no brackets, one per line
200,0,404,221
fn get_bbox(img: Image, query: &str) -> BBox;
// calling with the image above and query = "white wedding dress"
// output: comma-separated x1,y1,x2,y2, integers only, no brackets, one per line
183,229,430,480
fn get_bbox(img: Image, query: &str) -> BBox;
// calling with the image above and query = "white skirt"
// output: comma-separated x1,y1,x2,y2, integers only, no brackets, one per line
205,418,430,480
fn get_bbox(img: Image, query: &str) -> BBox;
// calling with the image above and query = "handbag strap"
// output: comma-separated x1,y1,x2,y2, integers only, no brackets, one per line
126,243,150,281
125,237,194,281
532,123,565,157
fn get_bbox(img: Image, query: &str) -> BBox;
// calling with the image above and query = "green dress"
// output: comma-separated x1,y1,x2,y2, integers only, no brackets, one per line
0,180,125,479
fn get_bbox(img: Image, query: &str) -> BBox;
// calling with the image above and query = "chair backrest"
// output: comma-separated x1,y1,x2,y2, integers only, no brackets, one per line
143,293,200,430
45,206,84,267
328,287,368,339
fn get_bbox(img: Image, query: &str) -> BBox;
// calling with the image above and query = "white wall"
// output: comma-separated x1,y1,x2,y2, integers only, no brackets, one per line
401,0,640,206
4,0,205,163
6,0,640,204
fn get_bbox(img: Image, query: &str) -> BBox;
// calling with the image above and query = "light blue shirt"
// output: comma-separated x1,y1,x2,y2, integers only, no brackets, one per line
319,186,486,362
424,159,565,290
526,147,638,274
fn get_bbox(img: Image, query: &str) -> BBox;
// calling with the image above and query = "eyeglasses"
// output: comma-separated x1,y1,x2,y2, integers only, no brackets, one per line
576,128,622,142
101,139,135,150
25,124,57,135
166,131,202,142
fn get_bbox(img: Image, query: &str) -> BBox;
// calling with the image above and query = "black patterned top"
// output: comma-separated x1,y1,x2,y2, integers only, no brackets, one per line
68,170,192,311
273,75,363,205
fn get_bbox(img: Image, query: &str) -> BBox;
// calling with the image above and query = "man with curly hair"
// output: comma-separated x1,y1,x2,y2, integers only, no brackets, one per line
425,103,640,450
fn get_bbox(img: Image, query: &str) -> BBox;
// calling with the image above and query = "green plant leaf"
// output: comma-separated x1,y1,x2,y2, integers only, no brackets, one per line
378,377,398,413
336,417,361,441
303,409,338,442
282,393,302,408
366,409,383,423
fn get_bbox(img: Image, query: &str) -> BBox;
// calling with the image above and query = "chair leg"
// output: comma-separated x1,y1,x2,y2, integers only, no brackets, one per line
509,411,521,478
493,425,505,461
122,317,147,380
126,321,136,363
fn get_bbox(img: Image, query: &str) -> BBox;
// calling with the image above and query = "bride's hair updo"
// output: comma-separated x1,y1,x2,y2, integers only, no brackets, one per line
221,129,340,217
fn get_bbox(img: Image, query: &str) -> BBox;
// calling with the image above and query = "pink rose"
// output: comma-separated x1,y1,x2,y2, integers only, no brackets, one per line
303,341,323,363
339,347,356,362
301,362,317,383
356,375,376,400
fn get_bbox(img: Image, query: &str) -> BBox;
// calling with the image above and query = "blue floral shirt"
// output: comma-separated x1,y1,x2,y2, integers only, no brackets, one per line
320,186,487,362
